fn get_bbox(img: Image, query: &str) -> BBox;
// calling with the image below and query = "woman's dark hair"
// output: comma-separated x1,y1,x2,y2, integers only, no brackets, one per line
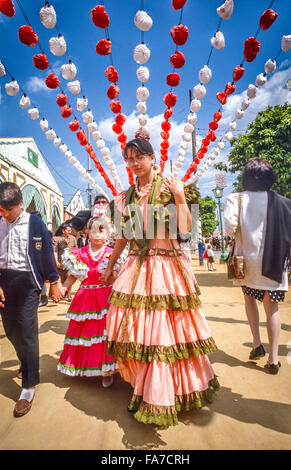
54,222,71,236
0,182,22,209
242,158,277,191
87,216,109,233
123,138,154,160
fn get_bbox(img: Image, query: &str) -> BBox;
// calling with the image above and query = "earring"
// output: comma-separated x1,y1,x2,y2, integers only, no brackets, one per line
152,163,161,174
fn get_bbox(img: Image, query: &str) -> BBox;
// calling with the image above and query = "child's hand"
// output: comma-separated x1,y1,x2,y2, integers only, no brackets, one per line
59,286,68,298
100,267,115,285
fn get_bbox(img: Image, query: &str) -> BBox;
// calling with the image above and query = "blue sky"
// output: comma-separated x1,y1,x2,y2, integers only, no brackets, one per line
0,0,290,205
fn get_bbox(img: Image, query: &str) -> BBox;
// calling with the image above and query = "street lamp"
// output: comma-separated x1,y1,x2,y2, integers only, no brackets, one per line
212,186,228,263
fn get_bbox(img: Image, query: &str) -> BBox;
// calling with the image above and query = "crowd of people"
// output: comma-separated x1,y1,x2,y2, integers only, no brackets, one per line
0,140,290,425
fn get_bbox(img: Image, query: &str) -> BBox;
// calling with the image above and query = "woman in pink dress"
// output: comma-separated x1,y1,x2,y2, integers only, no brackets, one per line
57,216,118,388
102,138,219,425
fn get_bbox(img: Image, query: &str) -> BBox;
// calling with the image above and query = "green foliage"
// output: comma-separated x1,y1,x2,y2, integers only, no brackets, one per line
199,195,218,237
214,104,291,197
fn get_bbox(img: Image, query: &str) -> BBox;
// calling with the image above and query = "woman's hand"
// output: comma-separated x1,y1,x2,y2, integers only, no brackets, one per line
163,176,185,196
100,267,115,285
59,286,68,298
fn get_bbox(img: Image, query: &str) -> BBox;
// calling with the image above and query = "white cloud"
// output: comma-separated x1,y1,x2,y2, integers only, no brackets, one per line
26,76,50,93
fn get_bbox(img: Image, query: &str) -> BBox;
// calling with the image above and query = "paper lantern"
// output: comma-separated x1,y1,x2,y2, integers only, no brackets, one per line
115,113,126,126
163,91,177,108
216,91,227,105
107,84,120,99
82,110,94,124
0,60,5,77
166,72,180,87
232,65,245,82
40,118,48,131
264,59,276,74
209,121,218,131
87,121,98,133
134,10,153,31
225,131,233,141
56,93,68,107
118,133,127,143
188,113,197,125
281,35,291,52
200,146,208,154
217,0,234,20
136,66,149,83
45,129,56,140
136,86,149,101
77,129,88,146
110,100,122,113
172,0,187,9
164,108,173,120
40,4,57,29
19,95,30,109
69,119,80,132
0,0,15,17
193,84,206,99
255,73,267,87
18,25,38,47
218,141,225,150
54,137,61,147
45,73,59,89
61,105,72,118
244,37,260,62
235,109,244,119
91,5,110,28
61,62,77,80
170,51,185,69
161,131,169,140
133,43,151,64
112,123,123,134
68,80,81,95
241,98,251,111
77,97,88,111
213,111,222,122
202,138,210,147
135,127,150,141
224,82,236,96
161,120,171,131
5,79,19,96
161,140,169,150
92,130,101,141
105,65,119,83
199,65,212,84
206,130,216,142
247,84,257,99
170,24,189,46
184,123,194,134
211,31,225,49
190,99,201,113
49,35,67,56
96,39,111,55
229,121,237,131
28,107,39,120
33,53,49,70
259,9,278,30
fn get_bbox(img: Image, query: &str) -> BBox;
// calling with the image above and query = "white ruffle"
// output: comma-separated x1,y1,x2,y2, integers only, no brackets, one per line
40,5,57,29
62,248,90,281
57,362,118,377
64,335,107,347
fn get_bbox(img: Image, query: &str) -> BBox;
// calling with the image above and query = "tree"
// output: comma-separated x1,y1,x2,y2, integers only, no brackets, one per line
214,104,291,198
200,196,218,237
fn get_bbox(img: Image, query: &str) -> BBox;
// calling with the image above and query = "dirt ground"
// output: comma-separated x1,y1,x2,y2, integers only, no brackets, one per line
0,259,290,450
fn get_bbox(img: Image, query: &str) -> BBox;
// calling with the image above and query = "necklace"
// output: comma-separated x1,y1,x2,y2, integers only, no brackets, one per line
135,179,152,198
89,243,106,262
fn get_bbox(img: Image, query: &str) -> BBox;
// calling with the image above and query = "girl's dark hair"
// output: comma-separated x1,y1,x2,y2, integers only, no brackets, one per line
123,138,154,160
242,158,277,191
87,216,109,232
0,182,22,209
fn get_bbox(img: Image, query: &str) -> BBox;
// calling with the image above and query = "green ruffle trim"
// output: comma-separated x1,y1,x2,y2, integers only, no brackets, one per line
128,378,219,426
107,337,218,363
108,290,201,311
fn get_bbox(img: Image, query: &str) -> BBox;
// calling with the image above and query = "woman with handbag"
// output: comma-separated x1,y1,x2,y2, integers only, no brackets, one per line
224,158,291,375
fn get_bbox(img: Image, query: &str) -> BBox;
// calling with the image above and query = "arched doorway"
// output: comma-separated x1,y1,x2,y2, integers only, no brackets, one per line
51,205,61,234
22,184,47,225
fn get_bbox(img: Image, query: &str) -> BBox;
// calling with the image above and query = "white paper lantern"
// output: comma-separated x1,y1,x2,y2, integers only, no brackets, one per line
45,129,56,140
49,35,67,56
136,101,147,113
255,73,267,87
213,148,220,156
199,65,212,84
136,66,150,83
184,123,194,134
19,95,31,109
134,10,153,31
241,97,251,111
82,110,94,124
65,150,73,159
136,86,149,101
87,121,98,133
77,97,88,112
73,161,81,169
79,167,87,176
180,141,188,150
96,139,105,149
69,156,77,164
40,118,48,131
235,109,244,119
177,156,184,163
175,161,183,169
178,148,186,156
187,113,197,126
40,5,57,29
218,141,225,150
210,154,216,160
138,115,148,126
182,133,192,142
264,59,276,75
190,99,201,113
229,121,237,131
100,147,110,157
247,84,257,99
211,31,225,50
281,35,291,52
61,62,77,80
68,80,81,95
197,170,202,177
92,130,101,141
193,84,206,99
59,143,68,153
5,80,19,96
54,137,61,147
133,43,151,65
28,107,39,120
225,131,233,142
217,0,234,20
0,61,6,77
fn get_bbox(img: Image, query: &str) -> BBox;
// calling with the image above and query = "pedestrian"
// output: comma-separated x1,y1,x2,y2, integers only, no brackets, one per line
206,243,216,271
52,222,77,301
102,138,219,426
0,182,62,417
57,216,118,387
77,230,89,248
30,211,49,307
224,158,291,374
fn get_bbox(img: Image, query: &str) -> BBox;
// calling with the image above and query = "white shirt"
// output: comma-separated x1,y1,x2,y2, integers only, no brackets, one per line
0,210,31,271
224,191,288,291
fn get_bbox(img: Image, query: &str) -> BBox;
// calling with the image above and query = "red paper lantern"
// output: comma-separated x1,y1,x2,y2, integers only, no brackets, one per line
105,65,119,83
117,133,127,143
170,51,185,69
166,72,180,87
107,84,120,99
160,131,169,140
213,111,222,122
163,92,177,108
206,130,216,142
115,113,126,126
61,105,72,119
69,119,80,132
110,100,122,113
233,65,245,82
96,39,111,56
172,0,187,10
161,154,168,162
86,144,93,154
18,25,38,47
202,138,210,146
224,82,236,96
216,92,227,105
160,148,168,156
170,24,189,46
56,93,68,107
112,123,122,134
244,37,260,63
91,5,110,28
200,146,208,154
161,120,171,131
209,121,218,131
32,53,49,70
0,0,15,17
76,129,88,146
161,140,169,149
194,157,200,165
259,9,278,31
45,73,59,89
164,108,173,120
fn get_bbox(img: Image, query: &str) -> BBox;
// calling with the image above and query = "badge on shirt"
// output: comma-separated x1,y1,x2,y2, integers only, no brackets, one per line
35,242,42,250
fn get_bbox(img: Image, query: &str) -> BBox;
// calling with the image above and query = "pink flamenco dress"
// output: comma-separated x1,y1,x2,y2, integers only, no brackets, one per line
106,175,219,426
57,244,118,377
